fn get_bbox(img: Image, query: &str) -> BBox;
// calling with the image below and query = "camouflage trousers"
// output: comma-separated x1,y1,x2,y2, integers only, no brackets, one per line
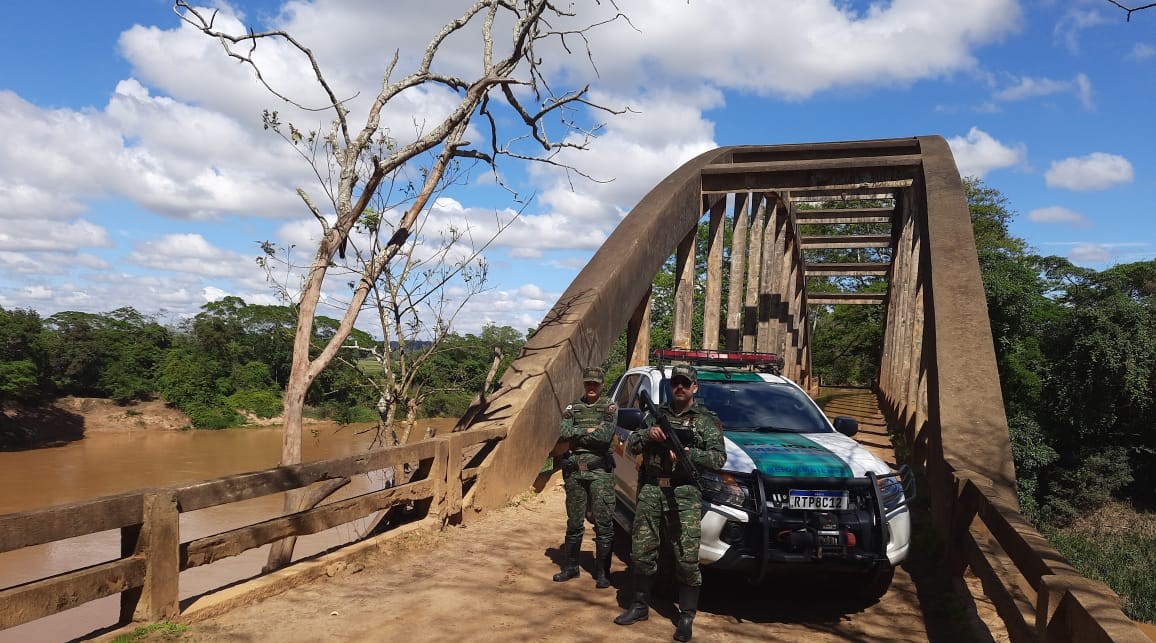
563,469,615,547
630,483,703,586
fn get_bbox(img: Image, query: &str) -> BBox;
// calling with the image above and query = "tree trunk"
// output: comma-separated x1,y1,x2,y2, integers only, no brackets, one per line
263,477,350,572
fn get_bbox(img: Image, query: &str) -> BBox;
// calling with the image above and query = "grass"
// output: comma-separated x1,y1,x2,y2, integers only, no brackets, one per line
1042,503,1156,624
112,622,190,642
357,358,384,376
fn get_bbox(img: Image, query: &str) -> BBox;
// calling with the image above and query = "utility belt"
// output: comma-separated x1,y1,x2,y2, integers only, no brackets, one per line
641,474,695,489
561,452,613,475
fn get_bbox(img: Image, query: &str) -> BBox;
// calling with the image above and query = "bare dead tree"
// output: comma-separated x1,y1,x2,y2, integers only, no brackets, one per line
1105,0,1156,20
176,0,626,462
176,0,628,568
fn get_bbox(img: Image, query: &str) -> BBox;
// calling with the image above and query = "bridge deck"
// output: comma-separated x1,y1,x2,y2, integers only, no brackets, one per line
152,391,1006,643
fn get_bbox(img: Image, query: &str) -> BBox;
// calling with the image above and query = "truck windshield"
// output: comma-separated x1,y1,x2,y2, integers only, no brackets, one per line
695,380,831,433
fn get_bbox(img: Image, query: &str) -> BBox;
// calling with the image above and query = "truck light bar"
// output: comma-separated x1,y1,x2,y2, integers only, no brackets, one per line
654,348,784,369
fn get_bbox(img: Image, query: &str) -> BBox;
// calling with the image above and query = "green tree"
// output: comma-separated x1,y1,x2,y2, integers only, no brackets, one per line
41,311,106,396
101,308,171,403
1036,259,1156,510
0,307,50,406
415,325,525,418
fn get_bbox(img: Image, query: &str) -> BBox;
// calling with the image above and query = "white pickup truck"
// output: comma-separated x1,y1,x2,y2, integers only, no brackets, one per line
608,349,913,599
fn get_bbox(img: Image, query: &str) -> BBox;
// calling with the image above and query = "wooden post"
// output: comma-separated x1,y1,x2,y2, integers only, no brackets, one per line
671,225,697,349
756,198,778,351
702,195,727,349
627,287,652,368
437,436,461,526
743,195,767,351
120,490,179,623
725,192,750,350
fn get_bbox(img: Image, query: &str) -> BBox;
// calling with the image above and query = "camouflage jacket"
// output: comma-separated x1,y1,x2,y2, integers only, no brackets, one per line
628,402,725,480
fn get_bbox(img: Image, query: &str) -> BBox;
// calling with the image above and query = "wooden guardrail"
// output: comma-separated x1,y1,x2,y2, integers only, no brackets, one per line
0,426,507,633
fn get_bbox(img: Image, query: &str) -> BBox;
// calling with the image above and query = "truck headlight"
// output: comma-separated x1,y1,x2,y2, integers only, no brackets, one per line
701,471,751,508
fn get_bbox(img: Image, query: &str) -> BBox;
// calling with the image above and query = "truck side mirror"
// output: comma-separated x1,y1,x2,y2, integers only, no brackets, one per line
833,415,858,437
617,408,645,431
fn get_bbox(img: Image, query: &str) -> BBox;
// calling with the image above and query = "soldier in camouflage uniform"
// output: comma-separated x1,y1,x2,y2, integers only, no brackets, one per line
614,364,725,642
553,366,618,588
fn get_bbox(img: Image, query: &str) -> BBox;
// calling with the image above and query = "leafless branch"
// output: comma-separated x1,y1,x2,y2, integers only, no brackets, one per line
1105,0,1156,20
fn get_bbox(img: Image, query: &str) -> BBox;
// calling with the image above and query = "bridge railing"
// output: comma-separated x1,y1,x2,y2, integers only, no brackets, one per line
878,136,1148,643
0,426,506,634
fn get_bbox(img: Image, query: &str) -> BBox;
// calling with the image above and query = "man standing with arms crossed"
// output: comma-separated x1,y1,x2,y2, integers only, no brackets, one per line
614,364,725,642
553,366,617,589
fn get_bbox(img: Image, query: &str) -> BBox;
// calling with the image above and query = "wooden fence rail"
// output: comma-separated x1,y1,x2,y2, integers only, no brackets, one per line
0,426,506,633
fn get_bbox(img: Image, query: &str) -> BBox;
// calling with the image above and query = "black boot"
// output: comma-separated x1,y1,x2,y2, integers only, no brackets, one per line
552,539,580,582
614,574,653,625
673,583,699,642
593,543,613,589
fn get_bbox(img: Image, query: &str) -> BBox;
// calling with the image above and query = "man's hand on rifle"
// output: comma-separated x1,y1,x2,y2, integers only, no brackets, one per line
649,427,688,460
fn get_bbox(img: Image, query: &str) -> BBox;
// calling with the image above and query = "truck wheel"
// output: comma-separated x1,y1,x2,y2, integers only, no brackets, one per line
860,564,895,601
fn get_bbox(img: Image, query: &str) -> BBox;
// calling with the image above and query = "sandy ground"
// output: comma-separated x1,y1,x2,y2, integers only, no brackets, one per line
145,477,1004,643
115,389,1015,643
56,397,194,433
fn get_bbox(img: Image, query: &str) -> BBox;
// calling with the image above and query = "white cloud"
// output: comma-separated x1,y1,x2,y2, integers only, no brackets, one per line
1054,8,1111,53
1027,206,1091,227
127,233,256,278
1069,243,1111,263
947,127,1027,178
1045,153,1134,190
993,73,1093,110
0,219,114,252
565,0,1021,100
450,282,563,334
1127,43,1156,60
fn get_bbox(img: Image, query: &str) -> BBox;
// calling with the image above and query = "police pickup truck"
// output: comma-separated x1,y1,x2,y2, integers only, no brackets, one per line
609,349,913,599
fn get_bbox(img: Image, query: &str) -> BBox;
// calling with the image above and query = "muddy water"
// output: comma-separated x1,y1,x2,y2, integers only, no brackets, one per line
0,419,457,643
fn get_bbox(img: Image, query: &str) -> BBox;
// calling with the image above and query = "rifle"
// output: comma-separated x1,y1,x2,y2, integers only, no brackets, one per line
637,388,701,487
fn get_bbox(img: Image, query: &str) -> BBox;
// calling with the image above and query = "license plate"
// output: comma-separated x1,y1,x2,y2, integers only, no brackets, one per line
817,532,842,546
788,490,848,510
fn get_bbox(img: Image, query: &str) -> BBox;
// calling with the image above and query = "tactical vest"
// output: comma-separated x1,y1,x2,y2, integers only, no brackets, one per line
568,398,614,454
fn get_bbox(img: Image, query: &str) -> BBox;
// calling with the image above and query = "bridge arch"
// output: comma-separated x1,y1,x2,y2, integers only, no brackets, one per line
471,135,1014,512
464,135,1145,641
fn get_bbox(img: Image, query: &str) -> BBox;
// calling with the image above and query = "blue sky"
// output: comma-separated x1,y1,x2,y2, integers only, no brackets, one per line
1,0,1153,336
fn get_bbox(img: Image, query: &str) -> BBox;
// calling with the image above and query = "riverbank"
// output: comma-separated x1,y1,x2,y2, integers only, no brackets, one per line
1,397,192,450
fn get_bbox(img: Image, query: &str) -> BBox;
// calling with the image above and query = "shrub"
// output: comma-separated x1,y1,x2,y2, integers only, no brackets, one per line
227,389,283,419
183,400,243,429
1039,447,1133,525
1044,513,1156,623
328,403,377,425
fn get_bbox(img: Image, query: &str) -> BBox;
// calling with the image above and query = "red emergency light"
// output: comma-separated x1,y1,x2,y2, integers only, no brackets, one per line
653,348,784,372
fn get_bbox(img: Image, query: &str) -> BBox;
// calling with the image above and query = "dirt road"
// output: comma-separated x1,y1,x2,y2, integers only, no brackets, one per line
160,474,995,643
97,389,1006,642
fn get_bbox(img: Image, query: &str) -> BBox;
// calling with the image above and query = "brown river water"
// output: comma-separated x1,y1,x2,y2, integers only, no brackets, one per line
0,419,458,643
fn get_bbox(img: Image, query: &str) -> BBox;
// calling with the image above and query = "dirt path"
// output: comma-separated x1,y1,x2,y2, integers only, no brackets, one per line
103,389,1009,642
160,475,1002,643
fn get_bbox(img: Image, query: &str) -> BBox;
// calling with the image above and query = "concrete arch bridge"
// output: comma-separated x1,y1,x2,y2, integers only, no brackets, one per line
0,136,1149,642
